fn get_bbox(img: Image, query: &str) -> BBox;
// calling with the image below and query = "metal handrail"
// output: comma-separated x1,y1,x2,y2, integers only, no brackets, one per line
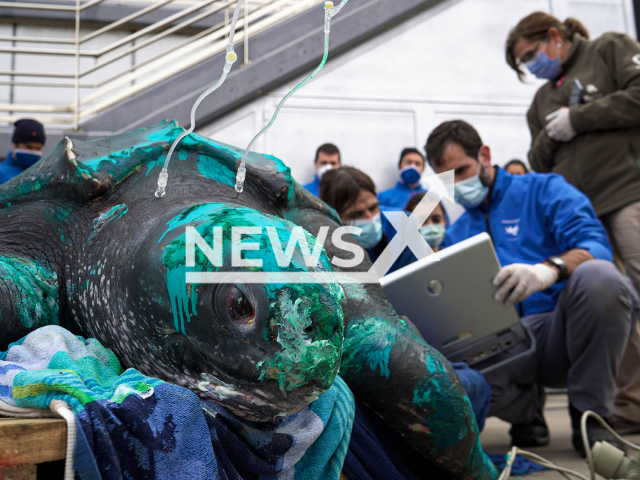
0,81,94,87
0,70,75,78
0,2,75,11
87,0,221,55
0,36,75,44
0,104,73,112
92,10,231,86
0,0,325,129
79,0,320,117
78,0,294,106
0,46,81,56
79,0,176,44
79,0,110,11
79,1,235,76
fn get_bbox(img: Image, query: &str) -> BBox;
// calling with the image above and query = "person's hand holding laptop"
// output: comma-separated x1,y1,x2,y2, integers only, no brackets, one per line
493,263,559,306
380,233,536,372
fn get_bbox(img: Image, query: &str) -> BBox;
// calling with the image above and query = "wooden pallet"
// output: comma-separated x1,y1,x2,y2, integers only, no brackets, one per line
0,418,66,480
0,417,352,480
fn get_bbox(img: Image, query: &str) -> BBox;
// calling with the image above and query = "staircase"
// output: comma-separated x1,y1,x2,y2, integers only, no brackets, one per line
0,0,440,153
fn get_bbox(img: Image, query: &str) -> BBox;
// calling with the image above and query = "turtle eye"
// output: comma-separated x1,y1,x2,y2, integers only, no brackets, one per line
227,286,255,324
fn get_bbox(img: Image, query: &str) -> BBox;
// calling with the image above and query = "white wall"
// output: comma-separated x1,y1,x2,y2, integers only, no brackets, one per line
199,0,637,196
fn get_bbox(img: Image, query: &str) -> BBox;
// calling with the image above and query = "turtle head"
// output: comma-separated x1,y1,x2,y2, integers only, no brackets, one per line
133,203,345,420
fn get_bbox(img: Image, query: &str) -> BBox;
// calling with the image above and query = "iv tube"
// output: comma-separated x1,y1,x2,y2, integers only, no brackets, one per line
234,0,349,194
155,0,244,198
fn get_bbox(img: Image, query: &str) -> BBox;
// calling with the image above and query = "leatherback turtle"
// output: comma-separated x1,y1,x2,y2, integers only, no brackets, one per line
0,120,495,480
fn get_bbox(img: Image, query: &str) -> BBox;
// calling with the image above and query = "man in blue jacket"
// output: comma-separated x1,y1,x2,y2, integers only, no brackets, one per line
0,119,46,185
302,143,341,197
377,148,428,209
426,120,638,457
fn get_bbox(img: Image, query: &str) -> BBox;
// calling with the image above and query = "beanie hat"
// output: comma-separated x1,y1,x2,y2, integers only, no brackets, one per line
12,119,45,145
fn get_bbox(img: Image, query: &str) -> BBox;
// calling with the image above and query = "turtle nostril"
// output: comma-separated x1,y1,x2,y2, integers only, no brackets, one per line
303,325,315,336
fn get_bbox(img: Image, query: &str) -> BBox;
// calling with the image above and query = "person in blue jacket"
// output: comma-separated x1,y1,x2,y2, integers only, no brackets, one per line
377,148,428,209
425,120,639,457
302,143,341,197
0,119,46,185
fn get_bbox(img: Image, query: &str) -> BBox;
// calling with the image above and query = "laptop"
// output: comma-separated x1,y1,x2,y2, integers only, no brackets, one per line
380,232,530,370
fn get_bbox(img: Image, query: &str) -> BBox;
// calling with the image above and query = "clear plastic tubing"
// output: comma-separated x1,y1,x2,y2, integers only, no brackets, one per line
234,0,349,194
155,0,245,198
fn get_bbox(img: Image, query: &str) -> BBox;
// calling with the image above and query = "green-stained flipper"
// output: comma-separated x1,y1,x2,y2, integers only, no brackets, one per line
340,316,497,480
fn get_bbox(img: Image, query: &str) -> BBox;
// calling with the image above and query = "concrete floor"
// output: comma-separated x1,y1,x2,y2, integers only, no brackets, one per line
480,394,640,479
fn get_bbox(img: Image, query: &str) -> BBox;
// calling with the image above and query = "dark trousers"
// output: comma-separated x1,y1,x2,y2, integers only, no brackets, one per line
485,260,639,424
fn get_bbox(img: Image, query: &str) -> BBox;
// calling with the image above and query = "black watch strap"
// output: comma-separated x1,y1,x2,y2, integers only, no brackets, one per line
545,256,568,282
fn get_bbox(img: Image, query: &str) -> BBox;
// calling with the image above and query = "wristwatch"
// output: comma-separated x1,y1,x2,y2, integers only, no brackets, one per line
545,256,568,282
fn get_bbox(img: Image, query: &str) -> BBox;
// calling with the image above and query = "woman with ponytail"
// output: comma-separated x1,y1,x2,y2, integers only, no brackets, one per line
506,11,640,443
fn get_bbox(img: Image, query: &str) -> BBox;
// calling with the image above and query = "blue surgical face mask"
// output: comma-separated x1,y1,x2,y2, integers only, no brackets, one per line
454,167,489,209
526,44,563,80
12,148,42,168
349,213,383,250
399,165,422,186
419,224,446,249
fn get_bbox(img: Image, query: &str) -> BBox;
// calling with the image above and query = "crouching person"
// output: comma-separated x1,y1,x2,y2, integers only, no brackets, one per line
426,120,639,457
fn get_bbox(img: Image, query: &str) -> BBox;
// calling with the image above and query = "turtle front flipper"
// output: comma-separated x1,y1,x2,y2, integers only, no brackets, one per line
340,313,497,480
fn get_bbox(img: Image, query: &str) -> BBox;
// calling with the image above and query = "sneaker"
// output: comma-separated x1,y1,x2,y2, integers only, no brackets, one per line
570,404,626,458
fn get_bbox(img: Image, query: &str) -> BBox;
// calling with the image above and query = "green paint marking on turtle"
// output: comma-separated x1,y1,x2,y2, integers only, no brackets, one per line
340,317,397,379
159,203,227,244
197,153,235,187
0,256,59,329
87,205,128,244
412,377,469,455
257,284,344,392
165,263,196,334
146,153,167,177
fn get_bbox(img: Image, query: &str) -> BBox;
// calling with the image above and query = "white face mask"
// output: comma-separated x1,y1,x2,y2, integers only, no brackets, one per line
453,166,489,209
419,224,446,249
316,164,334,180
348,213,383,249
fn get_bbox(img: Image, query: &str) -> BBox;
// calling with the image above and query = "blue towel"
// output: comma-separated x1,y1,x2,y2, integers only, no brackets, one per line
343,401,426,480
487,453,547,475
0,326,355,480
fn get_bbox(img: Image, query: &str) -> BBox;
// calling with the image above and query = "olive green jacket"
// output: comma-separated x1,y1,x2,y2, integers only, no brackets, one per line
527,32,640,217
